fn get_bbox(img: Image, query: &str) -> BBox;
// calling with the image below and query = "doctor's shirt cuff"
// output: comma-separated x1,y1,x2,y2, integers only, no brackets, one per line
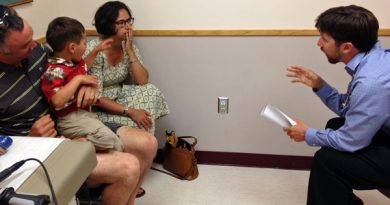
305,128,320,147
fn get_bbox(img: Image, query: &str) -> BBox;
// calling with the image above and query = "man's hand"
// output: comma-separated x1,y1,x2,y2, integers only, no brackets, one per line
78,75,99,87
286,66,325,89
77,86,99,108
0,147,5,155
29,114,57,137
283,119,309,142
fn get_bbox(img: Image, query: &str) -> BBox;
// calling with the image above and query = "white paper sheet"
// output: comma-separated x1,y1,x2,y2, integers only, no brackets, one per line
261,104,296,127
0,137,64,189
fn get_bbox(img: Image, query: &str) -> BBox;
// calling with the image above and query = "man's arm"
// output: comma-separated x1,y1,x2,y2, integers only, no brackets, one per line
76,85,99,109
306,81,388,152
285,81,389,152
51,75,98,109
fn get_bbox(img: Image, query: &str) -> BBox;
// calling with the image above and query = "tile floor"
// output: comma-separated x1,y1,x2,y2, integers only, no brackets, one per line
137,164,390,205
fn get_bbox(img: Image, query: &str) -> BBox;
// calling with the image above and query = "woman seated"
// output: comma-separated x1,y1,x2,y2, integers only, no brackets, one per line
84,1,169,134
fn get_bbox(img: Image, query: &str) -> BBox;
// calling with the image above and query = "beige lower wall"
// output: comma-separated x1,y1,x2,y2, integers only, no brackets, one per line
41,33,390,157
132,35,390,156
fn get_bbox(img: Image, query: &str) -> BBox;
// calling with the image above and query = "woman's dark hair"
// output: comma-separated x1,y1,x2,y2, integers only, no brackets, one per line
315,5,378,52
0,5,23,46
46,17,85,53
94,1,132,38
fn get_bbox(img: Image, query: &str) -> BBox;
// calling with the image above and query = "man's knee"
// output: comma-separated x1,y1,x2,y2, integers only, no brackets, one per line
312,146,349,174
312,147,335,168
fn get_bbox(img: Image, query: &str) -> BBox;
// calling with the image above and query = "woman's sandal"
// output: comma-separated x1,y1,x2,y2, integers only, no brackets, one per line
136,187,146,198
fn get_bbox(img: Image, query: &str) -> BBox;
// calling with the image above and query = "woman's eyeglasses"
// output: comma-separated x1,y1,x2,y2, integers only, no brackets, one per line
0,11,9,30
115,17,135,27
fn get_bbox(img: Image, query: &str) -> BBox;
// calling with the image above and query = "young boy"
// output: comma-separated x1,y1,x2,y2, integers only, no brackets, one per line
41,17,123,151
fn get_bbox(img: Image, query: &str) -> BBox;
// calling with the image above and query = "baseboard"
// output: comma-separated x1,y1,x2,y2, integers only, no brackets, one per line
155,149,313,170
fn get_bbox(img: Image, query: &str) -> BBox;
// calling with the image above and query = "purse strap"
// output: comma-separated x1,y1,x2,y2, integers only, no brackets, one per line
150,166,187,180
178,136,197,147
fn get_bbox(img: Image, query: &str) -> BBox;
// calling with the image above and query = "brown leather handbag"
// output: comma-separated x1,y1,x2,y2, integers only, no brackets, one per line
160,131,199,180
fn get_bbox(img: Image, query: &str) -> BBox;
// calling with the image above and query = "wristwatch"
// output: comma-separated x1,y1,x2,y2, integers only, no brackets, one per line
122,107,129,116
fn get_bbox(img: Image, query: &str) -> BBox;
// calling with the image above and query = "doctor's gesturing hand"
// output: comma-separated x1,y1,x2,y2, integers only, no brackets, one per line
286,66,325,90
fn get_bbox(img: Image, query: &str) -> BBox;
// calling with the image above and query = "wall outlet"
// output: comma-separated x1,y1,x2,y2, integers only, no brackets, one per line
218,97,229,114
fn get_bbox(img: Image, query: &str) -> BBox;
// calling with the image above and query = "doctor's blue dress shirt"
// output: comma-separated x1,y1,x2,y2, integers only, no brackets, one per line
305,41,390,152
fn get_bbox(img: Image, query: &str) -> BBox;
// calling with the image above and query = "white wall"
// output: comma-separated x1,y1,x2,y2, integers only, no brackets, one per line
13,0,390,38
12,1,390,156
13,0,59,39
59,0,390,29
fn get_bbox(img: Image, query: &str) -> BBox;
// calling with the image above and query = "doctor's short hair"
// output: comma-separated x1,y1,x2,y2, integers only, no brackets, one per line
315,5,379,52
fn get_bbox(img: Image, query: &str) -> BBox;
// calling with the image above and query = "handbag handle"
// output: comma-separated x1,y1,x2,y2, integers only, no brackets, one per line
151,167,187,180
178,136,197,147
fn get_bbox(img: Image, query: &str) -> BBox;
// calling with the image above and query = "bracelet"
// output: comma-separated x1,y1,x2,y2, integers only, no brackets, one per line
130,59,139,64
122,106,129,116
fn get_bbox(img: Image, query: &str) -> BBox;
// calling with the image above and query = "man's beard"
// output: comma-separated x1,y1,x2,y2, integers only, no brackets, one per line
322,49,340,64
327,56,339,64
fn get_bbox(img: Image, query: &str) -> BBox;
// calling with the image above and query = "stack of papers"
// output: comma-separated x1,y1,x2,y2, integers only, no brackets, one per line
261,104,296,127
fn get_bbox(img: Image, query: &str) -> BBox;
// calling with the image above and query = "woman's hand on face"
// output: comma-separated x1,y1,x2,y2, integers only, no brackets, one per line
128,108,152,130
125,31,134,53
